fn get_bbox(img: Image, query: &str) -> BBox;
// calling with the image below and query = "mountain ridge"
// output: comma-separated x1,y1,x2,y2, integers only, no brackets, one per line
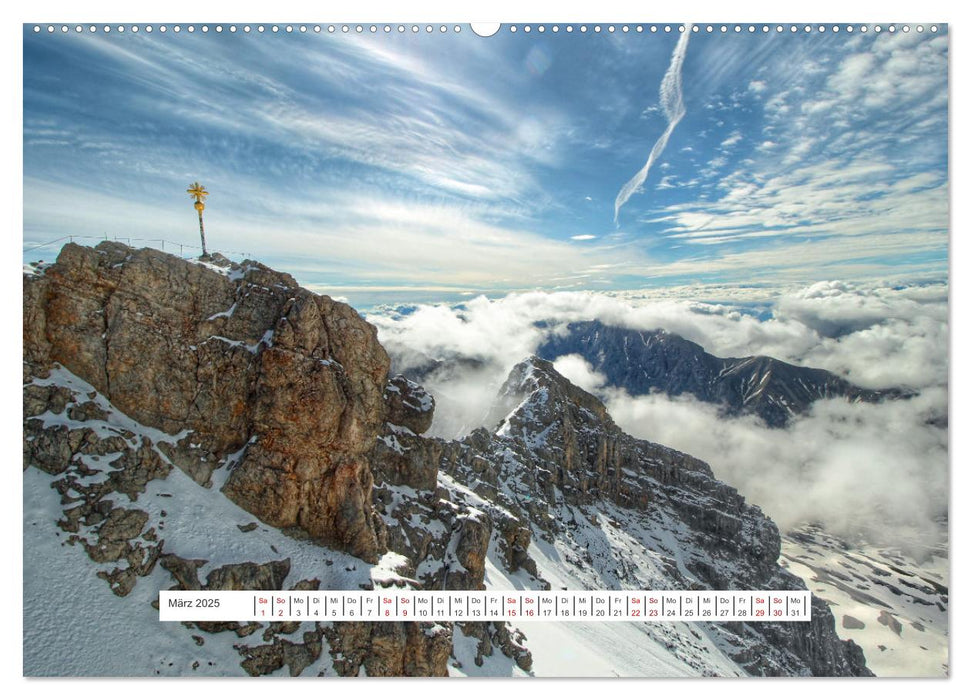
537,319,905,427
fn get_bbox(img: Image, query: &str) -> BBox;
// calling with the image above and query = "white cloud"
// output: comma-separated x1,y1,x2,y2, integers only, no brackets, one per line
375,277,945,411
657,156,947,255
642,31,948,285
777,282,949,390
614,28,692,223
719,130,743,149
552,354,607,393
372,281,947,548
604,386,947,550
28,29,577,258
747,79,767,94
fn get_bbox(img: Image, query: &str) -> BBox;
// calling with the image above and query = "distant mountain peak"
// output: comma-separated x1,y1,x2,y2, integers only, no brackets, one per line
488,355,614,440
538,319,905,427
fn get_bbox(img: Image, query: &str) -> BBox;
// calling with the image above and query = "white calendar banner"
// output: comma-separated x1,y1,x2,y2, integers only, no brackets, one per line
159,590,811,622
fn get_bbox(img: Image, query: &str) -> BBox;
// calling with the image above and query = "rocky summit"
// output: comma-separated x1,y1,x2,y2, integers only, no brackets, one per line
25,242,389,562
23,243,871,677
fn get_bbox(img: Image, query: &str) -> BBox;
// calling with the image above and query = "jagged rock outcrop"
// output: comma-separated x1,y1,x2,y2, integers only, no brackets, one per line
323,621,452,676
537,320,904,427
22,309,462,677
456,621,533,672
24,242,390,561
366,353,871,675
436,356,871,676
385,375,435,434
367,375,544,595
370,376,441,492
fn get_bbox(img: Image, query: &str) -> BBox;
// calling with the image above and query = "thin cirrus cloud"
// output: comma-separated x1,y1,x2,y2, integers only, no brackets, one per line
22,26,948,297
24,177,638,295
613,26,692,224
656,31,948,259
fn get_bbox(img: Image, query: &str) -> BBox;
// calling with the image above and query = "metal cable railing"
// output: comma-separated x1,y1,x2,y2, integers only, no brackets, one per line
22,235,253,260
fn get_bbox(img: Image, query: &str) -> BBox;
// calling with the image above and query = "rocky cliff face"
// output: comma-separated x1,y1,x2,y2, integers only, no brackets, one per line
25,242,389,561
23,243,871,677
435,356,870,676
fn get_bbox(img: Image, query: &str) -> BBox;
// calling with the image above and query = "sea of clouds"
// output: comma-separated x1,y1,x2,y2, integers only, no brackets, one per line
369,280,948,552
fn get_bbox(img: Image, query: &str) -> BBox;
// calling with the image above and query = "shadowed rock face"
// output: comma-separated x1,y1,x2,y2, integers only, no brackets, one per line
24,242,390,562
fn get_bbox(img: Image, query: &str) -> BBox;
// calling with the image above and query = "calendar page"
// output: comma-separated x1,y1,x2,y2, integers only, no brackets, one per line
21,10,949,681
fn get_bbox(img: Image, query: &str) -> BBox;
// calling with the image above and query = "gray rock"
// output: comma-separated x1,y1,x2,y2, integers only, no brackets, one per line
384,375,435,434
159,554,207,590
878,610,904,636
84,508,149,563
23,422,74,474
204,559,291,591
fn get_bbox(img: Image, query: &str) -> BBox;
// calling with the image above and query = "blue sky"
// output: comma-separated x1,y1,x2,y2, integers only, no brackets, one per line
23,24,949,304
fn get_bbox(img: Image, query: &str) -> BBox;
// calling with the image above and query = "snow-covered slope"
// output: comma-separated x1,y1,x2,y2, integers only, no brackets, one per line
24,357,870,678
781,525,948,677
23,361,727,678
24,366,406,676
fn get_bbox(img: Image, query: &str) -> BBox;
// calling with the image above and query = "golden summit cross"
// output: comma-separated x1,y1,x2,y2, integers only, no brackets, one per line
187,181,209,256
